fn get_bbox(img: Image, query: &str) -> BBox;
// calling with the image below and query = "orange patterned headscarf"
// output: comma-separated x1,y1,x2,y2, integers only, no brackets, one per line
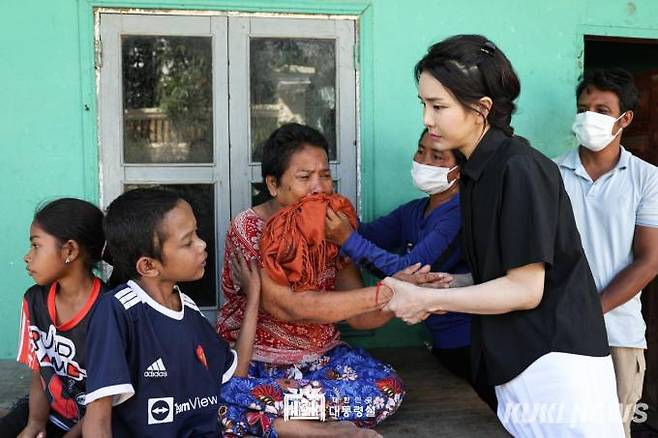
261,193,357,291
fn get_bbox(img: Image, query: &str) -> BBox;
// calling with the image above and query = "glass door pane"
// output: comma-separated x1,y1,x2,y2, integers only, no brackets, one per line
229,17,357,217
249,38,336,162
100,14,230,313
122,35,214,164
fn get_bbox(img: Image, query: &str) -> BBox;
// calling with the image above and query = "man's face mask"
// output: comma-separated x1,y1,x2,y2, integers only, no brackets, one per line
411,161,457,195
571,111,626,152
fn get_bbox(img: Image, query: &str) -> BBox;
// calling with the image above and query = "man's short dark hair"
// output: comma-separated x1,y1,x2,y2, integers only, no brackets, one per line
576,68,640,113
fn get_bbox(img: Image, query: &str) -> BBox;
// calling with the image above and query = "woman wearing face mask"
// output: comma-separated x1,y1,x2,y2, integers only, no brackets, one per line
325,128,496,411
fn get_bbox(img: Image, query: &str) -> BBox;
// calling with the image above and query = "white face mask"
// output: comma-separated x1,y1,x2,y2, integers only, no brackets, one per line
571,111,626,152
411,161,457,195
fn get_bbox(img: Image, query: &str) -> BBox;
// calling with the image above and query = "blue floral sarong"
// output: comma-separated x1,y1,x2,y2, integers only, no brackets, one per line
218,344,405,437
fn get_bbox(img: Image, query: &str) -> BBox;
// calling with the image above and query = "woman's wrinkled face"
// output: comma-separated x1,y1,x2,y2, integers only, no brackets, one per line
267,145,333,207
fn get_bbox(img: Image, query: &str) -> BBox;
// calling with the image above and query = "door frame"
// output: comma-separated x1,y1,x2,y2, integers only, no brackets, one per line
90,5,370,316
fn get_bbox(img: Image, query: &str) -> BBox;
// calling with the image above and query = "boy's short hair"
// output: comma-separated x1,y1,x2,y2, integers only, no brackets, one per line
576,68,640,113
104,188,182,281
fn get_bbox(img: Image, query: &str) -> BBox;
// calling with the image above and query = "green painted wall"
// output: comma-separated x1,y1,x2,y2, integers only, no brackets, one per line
2,0,658,357
0,0,93,359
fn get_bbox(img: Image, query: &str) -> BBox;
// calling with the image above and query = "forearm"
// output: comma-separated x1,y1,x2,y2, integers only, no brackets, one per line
82,398,112,438
263,284,389,324
342,232,407,276
63,419,83,437
357,213,401,249
600,260,658,313
346,309,394,330
419,268,543,315
26,370,49,430
233,299,258,377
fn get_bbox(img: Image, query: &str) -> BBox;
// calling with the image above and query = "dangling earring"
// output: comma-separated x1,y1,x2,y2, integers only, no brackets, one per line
65,257,71,264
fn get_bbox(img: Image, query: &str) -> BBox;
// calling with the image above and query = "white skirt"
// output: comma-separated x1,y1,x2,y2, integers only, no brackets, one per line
495,352,624,437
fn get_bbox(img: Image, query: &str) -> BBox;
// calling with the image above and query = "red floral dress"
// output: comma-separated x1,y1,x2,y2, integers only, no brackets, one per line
216,209,405,437
217,208,343,364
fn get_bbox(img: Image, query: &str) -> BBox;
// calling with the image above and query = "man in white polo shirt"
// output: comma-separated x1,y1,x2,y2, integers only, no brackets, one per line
556,68,658,437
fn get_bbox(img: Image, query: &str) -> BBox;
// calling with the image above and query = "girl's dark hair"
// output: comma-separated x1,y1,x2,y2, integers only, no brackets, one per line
576,68,639,114
261,123,329,184
33,198,104,269
417,127,467,167
415,34,521,136
104,188,183,286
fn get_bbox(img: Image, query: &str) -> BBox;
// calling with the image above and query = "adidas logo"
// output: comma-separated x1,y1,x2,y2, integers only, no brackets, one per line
144,358,168,378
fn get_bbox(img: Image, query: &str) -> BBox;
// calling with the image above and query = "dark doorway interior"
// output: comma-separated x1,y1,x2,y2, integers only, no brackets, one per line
585,35,658,435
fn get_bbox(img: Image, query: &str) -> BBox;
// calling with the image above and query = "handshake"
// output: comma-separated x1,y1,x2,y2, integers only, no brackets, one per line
381,263,473,325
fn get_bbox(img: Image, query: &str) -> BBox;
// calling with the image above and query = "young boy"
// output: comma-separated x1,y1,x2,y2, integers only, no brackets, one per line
82,188,259,437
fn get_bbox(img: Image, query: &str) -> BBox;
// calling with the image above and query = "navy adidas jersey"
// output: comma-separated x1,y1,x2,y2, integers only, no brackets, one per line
84,280,236,437
17,277,105,431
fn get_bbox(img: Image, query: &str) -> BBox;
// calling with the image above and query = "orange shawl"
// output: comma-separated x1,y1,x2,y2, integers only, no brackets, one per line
261,193,357,291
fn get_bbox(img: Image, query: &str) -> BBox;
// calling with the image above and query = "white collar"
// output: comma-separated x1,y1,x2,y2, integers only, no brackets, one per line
127,280,185,320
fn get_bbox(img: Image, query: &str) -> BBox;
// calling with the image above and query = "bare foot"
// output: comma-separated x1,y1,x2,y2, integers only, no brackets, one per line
274,419,382,438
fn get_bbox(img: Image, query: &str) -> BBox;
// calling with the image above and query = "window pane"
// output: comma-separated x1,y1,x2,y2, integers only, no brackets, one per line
250,38,336,162
122,36,213,164
123,184,217,307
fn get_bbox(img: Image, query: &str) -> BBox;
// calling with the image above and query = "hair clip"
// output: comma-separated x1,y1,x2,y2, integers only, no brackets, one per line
480,41,497,56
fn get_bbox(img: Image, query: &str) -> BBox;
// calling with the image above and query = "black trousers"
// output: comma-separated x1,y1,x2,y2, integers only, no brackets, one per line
0,395,66,438
432,345,498,413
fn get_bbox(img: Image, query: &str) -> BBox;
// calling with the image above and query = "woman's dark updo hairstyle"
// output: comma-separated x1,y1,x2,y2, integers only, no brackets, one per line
415,34,521,136
261,123,329,184
417,127,467,167
33,198,105,269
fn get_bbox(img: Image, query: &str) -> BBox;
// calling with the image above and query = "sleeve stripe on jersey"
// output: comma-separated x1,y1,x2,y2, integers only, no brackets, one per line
180,293,201,313
115,289,141,310
114,287,133,301
121,294,141,310
85,384,135,406
183,300,200,312
117,291,136,304
222,349,238,384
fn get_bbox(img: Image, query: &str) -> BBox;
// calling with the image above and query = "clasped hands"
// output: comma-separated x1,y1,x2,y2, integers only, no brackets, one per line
384,263,456,325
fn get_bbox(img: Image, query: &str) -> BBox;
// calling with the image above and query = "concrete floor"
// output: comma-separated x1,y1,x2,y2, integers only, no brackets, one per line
0,347,507,437
0,360,30,415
